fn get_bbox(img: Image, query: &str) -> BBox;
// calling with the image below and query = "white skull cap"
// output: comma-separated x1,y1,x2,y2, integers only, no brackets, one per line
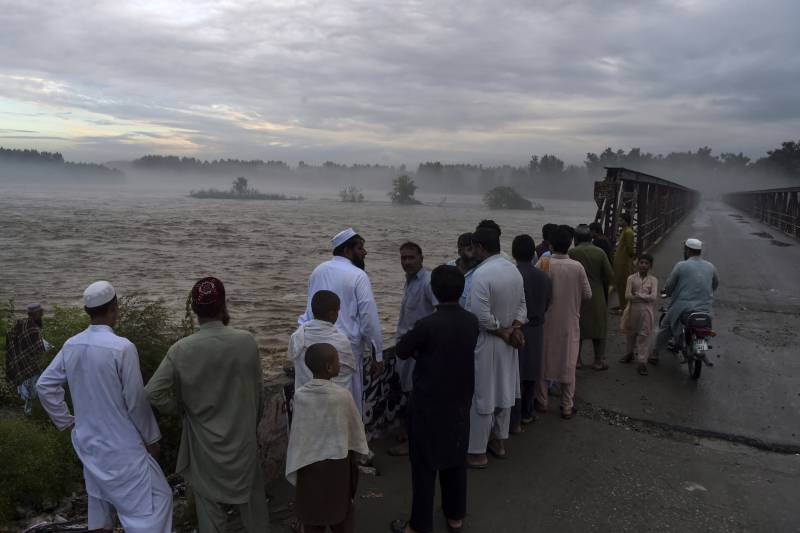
685,238,703,251
331,228,358,249
83,281,116,308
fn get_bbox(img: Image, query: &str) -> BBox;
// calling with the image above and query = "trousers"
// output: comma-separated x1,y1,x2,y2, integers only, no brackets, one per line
409,457,467,533
467,405,511,454
193,471,269,533
510,380,536,428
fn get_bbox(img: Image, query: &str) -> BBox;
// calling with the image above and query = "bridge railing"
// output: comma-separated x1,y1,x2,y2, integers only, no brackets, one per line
594,167,700,253
723,187,800,241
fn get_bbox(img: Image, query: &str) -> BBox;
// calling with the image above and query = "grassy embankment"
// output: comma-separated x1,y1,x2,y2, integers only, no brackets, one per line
0,297,192,525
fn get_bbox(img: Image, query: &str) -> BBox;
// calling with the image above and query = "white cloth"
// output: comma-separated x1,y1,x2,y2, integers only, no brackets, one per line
288,319,357,401
468,404,511,454
37,325,165,521
285,379,370,486
467,254,527,415
88,455,172,533
299,257,384,362
83,280,116,308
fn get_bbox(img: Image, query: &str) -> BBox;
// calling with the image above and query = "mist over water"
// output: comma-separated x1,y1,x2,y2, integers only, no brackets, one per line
0,183,595,372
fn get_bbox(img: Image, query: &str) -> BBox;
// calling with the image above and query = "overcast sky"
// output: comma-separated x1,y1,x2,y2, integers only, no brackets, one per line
0,0,798,166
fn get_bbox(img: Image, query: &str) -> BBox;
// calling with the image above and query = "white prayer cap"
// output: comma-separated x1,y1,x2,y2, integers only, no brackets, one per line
83,281,116,308
331,228,358,249
685,238,703,251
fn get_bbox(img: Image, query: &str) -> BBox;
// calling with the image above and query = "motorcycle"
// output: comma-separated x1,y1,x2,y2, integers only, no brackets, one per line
658,292,716,380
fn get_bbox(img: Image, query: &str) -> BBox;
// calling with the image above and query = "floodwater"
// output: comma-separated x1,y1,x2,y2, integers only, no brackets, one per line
0,185,595,372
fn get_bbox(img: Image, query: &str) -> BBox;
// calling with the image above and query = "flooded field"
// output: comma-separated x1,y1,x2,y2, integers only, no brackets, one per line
0,185,595,372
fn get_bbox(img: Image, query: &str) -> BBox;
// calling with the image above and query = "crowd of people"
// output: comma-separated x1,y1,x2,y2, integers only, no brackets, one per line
2,215,720,533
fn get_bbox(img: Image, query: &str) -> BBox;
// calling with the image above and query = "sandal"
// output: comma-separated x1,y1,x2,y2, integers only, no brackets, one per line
561,407,578,420
390,519,408,533
592,361,609,371
446,519,464,533
487,441,508,460
466,454,488,469
637,363,648,376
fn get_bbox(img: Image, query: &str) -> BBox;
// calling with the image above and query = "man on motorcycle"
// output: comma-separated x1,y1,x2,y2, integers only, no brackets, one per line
653,238,719,363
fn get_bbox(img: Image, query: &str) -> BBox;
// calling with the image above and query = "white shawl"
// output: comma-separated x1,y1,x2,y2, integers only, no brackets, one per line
285,379,369,485
288,320,356,391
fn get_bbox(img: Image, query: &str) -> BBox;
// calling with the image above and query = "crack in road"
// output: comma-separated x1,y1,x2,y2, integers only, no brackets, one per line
577,400,800,455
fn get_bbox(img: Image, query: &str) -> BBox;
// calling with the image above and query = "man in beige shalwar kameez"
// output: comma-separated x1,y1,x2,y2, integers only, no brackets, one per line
535,226,592,419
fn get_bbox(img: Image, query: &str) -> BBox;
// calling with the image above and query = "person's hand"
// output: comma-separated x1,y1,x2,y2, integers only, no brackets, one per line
510,329,525,349
495,327,512,344
631,288,638,296
371,360,385,378
146,442,161,460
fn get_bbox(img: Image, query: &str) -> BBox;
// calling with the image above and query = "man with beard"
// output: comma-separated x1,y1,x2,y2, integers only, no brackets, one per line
390,242,437,456
299,228,385,417
466,227,527,468
147,277,268,532
5,303,50,415
447,232,479,309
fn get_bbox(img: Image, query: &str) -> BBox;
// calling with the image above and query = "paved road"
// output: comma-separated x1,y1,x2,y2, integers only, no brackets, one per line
268,200,800,533
581,200,800,448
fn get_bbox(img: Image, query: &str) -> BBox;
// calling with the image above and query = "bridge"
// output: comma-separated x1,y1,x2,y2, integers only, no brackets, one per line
258,174,800,532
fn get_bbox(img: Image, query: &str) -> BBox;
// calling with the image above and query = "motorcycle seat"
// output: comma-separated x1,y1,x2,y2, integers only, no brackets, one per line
682,312,712,328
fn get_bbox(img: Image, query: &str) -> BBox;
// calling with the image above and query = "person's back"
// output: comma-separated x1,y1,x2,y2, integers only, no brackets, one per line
62,327,155,471
667,256,717,312
407,305,478,408
165,322,261,498
470,255,525,327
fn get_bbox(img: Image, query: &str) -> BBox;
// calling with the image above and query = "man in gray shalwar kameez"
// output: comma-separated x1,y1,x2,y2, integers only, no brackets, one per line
654,238,719,361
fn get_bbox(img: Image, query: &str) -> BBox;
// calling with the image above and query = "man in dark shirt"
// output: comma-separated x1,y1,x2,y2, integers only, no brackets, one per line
390,265,479,533
509,235,552,433
589,222,614,264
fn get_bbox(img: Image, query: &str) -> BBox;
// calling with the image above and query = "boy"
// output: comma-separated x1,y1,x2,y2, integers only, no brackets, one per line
390,264,480,533
286,343,370,533
289,290,357,399
619,254,658,375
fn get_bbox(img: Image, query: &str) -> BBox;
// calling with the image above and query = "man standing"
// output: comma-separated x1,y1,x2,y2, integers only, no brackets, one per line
37,281,172,533
536,228,592,419
146,277,268,532
569,225,614,371
466,227,527,468
589,222,614,264
391,242,436,456
447,232,479,309
390,265,479,533
5,303,49,415
509,235,552,434
613,213,636,313
536,223,557,259
654,238,719,361
299,228,384,417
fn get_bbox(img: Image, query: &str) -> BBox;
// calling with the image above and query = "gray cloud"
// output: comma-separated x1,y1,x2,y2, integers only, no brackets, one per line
0,0,798,165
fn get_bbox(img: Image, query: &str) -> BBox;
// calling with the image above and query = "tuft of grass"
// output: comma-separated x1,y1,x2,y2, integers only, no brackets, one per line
0,413,82,524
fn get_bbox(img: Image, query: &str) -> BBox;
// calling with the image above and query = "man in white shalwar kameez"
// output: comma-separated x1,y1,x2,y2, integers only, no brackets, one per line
466,228,527,468
37,281,172,533
299,228,384,417
290,290,357,396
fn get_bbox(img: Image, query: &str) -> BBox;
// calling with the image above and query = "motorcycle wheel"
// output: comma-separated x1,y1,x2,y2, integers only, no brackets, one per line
687,352,702,380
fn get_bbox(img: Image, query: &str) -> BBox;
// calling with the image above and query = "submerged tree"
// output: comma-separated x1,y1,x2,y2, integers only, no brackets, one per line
389,175,421,204
484,186,534,210
231,176,251,196
340,185,365,203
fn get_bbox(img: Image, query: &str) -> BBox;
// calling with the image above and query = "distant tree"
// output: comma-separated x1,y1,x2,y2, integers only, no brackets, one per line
539,154,565,176
757,140,800,178
340,185,365,203
389,175,420,204
231,176,250,196
720,152,751,172
484,186,534,210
